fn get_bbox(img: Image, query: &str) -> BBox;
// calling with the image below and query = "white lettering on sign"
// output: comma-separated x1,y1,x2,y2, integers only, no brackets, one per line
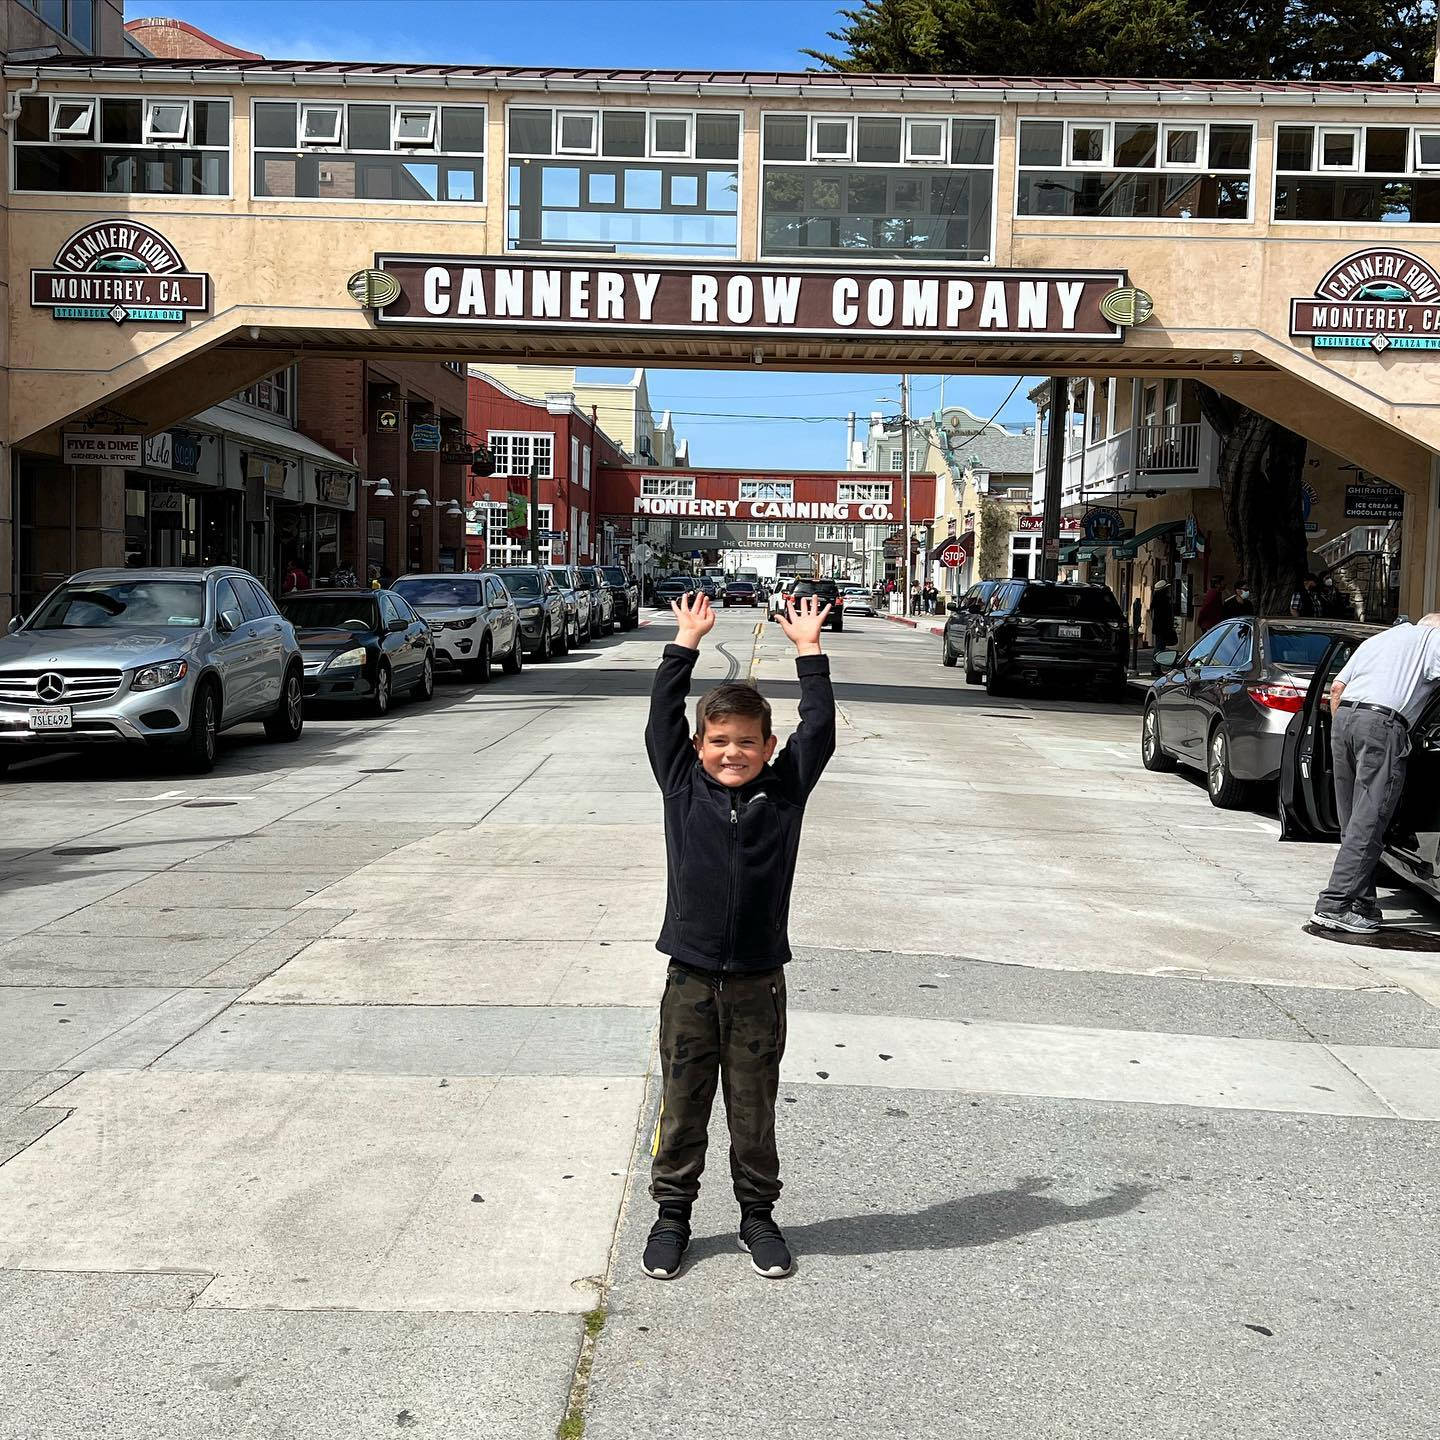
762,275,801,325
632,495,901,522
423,266,451,314
832,278,859,327
632,271,661,322
978,282,1008,329
902,279,939,328
692,274,719,323
1056,281,1084,330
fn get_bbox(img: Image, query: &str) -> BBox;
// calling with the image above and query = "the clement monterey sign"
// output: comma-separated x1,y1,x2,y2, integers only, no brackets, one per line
373,257,1130,341
31,221,210,325
1290,247,1440,353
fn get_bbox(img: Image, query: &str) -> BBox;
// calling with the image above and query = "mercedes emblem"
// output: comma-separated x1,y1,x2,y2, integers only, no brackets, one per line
36,672,65,702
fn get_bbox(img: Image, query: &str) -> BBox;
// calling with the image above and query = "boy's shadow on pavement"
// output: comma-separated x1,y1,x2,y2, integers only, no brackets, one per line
683,1175,1155,1266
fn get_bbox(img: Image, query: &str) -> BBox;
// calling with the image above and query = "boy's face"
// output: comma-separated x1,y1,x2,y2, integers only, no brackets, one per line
694,713,777,787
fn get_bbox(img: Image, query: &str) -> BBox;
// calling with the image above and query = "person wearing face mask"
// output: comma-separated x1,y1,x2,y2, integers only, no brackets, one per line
1221,578,1254,619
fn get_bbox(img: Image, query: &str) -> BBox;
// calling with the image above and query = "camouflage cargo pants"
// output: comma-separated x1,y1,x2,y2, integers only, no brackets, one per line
650,962,787,1208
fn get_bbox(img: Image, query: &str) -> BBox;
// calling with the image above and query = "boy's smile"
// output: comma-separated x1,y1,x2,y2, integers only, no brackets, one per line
694,718,778,787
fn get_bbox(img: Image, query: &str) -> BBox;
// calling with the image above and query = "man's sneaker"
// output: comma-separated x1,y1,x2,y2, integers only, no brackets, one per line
642,1206,691,1279
738,1206,793,1278
1354,899,1384,923
1310,906,1380,935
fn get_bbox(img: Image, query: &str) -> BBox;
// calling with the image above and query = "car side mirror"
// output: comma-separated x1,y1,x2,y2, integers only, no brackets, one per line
947,601,962,613
216,608,243,634
1154,649,1178,670
387,617,408,633
6,615,21,633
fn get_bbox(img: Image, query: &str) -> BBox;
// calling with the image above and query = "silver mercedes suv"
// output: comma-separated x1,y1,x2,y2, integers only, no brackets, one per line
0,566,305,776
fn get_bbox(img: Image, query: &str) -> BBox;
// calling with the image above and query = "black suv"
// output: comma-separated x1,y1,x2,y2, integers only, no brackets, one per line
600,566,641,630
771,577,844,632
953,579,1127,698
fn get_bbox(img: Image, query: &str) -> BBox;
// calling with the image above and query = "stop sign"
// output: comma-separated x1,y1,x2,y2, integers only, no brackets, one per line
938,540,967,568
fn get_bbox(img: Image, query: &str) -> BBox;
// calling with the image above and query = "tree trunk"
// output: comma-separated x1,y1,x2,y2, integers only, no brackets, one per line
1195,387,1309,615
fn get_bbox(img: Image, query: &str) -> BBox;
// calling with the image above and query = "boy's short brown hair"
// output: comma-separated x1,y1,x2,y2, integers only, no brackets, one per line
695,682,772,740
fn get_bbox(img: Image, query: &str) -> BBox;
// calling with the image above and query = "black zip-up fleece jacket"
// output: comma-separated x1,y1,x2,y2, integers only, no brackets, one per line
646,642,835,973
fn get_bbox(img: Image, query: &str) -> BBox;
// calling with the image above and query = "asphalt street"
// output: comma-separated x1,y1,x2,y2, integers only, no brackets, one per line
2,605,1439,1438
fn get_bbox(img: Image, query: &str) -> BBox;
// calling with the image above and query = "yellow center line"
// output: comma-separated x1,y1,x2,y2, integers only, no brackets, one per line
747,619,764,682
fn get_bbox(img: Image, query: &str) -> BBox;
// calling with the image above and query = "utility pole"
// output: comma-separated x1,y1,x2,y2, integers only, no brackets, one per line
1040,375,1069,582
901,373,912,614
528,458,541,567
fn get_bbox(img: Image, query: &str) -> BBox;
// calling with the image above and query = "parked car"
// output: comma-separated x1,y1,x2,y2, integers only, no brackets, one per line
1143,617,1380,807
545,565,593,648
281,587,433,715
654,575,698,607
1278,629,1440,903
494,566,566,660
391,572,522,681
0,566,303,775
955,579,1127,698
576,565,615,634
723,579,761,608
772,577,844,632
600,566,641,630
840,584,875,617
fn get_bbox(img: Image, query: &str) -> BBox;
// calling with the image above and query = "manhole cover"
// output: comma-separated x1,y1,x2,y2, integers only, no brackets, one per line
1302,922,1440,952
183,801,237,809
52,846,120,856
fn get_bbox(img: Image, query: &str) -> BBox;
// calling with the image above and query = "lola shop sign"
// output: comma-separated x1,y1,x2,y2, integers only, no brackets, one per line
375,257,1127,340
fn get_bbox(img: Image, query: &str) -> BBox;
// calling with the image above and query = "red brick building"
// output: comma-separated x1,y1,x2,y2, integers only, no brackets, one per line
465,373,629,571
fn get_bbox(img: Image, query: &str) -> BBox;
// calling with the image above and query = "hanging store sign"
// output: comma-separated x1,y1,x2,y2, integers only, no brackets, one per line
376,409,400,433
411,423,442,452
63,432,142,466
372,257,1129,342
1082,507,1125,543
1018,514,1083,534
1344,482,1406,521
32,221,210,325
634,496,902,523
316,472,355,506
1290,247,1440,352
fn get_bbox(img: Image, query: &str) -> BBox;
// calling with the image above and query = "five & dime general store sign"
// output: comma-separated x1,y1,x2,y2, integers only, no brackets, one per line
373,257,1130,341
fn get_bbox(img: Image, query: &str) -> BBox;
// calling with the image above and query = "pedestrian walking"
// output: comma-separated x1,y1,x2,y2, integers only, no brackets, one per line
642,590,836,1282
1221,578,1254,619
1197,577,1225,634
1311,615,1440,934
1149,579,1177,650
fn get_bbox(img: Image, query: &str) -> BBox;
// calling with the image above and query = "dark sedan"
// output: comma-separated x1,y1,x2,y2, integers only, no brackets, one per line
279,589,433,716
600,566,641,630
1280,629,1440,904
723,580,760,608
653,575,697,607
1143,618,1380,807
941,580,1003,667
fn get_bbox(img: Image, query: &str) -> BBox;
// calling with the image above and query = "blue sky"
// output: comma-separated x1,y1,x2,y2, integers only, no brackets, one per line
152,0,1037,467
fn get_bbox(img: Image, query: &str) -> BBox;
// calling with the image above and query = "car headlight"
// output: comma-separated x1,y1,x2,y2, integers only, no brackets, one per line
327,647,368,669
441,618,475,631
132,659,188,691
518,604,541,618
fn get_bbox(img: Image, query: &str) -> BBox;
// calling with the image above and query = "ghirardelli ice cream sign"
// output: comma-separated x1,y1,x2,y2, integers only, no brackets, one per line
1290,247,1440,352
31,220,210,325
373,257,1129,341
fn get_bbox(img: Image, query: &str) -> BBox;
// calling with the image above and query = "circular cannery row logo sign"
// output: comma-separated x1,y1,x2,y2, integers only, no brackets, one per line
30,220,210,325
1290,246,1440,353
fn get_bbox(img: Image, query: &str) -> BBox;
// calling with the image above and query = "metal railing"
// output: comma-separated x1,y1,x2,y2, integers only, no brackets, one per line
1136,421,1201,473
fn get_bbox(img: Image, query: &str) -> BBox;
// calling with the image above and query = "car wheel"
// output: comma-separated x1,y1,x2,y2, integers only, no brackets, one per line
501,635,523,675
984,645,1009,697
0,755,10,779
941,641,959,668
1207,724,1249,808
182,680,220,773
831,618,843,633
372,662,392,717
412,651,435,702
538,624,553,662
466,636,493,683
264,667,304,742
1141,702,1178,772
556,618,571,656
964,655,983,684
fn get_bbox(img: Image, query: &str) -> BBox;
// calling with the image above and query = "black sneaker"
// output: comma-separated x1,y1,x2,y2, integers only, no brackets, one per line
642,1205,691,1280
738,1206,793,1278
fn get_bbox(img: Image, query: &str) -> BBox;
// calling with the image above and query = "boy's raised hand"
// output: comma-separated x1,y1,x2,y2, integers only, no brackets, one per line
778,594,830,656
671,590,715,650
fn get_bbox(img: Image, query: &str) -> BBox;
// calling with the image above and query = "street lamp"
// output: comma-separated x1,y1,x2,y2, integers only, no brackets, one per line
364,476,394,501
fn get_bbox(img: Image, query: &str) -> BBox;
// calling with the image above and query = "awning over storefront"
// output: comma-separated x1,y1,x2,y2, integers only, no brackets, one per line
1114,518,1184,559
929,529,974,561
193,404,356,508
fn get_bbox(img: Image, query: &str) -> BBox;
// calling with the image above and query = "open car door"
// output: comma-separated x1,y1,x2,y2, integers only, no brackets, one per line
1380,693,1440,894
1278,634,1359,841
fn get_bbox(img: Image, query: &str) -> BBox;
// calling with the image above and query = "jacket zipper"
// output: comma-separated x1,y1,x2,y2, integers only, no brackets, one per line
721,791,739,972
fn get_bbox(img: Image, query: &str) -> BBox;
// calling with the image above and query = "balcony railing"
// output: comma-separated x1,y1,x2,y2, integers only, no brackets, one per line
1137,421,1201,474
1034,417,1217,505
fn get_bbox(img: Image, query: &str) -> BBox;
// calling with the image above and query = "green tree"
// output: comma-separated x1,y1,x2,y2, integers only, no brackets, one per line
977,495,1014,580
806,0,1436,82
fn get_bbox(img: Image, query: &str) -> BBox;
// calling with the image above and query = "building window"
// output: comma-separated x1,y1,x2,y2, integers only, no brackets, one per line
487,431,554,479
1016,119,1253,220
760,111,995,262
680,520,718,538
506,104,740,258
20,0,94,48
252,100,484,203
582,445,592,490
738,479,793,501
236,368,295,422
13,93,231,196
815,523,855,541
481,500,557,564
838,481,892,503
748,523,787,541
1274,123,1440,223
641,474,696,498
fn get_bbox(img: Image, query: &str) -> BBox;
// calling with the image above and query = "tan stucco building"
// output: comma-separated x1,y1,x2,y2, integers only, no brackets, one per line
6,59,1440,622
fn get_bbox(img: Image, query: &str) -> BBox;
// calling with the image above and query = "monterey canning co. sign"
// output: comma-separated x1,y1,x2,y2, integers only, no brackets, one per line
31,220,210,325
1290,247,1440,352
373,257,1129,341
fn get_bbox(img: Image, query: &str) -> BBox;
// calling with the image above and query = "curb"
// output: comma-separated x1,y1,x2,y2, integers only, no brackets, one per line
883,612,945,637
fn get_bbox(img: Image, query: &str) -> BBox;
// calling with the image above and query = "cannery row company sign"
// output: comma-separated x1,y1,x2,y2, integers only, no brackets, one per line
372,257,1131,341
1290,247,1440,353
32,221,210,325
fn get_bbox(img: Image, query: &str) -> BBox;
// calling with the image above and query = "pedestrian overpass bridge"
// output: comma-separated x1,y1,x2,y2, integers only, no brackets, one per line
7,60,1440,611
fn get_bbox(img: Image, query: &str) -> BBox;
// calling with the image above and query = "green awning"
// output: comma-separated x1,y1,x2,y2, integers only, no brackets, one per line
1114,518,1184,560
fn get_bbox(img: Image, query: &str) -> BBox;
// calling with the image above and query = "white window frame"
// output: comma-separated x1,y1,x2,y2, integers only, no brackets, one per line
486,431,555,480
641,474,695,498
393,106,438,149
1416,129,1440,171
738,479,793,501
299,103,343,148
1317,126,1361,173
649,111,692,158
904,117,946,163
748,522,787,541
815,523,853,541
838,481,892,503
1159,122,1203,171
556,109,599,156
1066,121,1109,169
810,114,854,162
570,437,579,487
144,98,190,145
679,520,718,539
582,445,591,490
49,96,94,140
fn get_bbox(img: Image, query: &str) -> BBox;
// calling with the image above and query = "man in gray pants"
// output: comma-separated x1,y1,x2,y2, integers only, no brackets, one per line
1312,615,1440,934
